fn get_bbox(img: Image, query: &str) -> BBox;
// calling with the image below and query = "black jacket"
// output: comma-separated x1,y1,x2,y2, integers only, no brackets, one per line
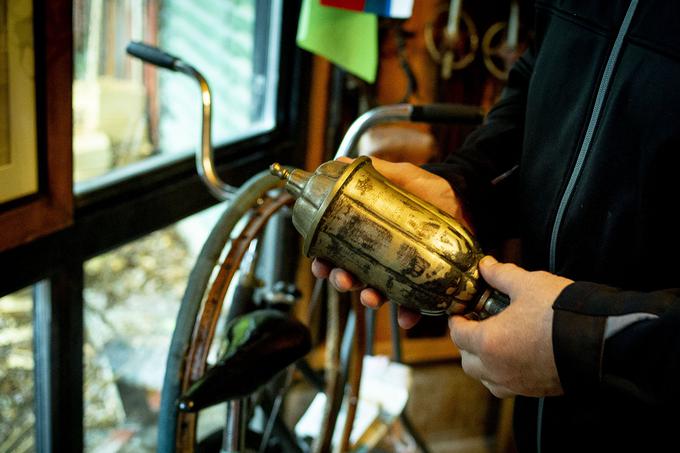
426,0,680,451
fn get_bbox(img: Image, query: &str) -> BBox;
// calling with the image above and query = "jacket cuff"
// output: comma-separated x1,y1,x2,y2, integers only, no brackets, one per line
552,282,607,395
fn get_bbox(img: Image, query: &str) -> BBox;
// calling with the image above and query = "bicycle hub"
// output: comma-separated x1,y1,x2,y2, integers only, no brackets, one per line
270,157,508,319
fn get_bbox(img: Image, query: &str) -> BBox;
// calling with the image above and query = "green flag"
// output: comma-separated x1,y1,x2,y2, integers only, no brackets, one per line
296,0,378,83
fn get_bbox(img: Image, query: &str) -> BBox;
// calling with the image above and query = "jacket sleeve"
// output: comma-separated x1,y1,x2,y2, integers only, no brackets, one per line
552,282,680,404
422,46,535,247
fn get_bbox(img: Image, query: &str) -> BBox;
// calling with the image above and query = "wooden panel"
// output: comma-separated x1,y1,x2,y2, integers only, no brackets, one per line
304,56,332,171
373,335,460,363
308,335,459,369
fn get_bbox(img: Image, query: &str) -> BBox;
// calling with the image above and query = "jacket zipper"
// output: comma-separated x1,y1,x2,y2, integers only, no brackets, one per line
547,0,639,273
540,2,639,452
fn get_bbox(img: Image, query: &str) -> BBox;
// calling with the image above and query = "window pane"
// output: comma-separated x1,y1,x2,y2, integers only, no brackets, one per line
0,287,35,453
83,202,227,452
73,0,281,184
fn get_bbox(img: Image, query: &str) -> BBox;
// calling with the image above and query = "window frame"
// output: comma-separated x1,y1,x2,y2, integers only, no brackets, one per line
0,0,73,253
1,0,309,294
0,1,310,451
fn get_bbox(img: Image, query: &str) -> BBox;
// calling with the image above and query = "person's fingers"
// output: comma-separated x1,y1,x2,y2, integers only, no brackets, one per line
478,255,527,298
357,293,422,329
337,155,409,187
480,379,512,399
311,258,332,279
461,351,513,398
337,156,409,185
397,306,421,329
459,350,486,381
480,379,493,391
365,157,414,187
359,288,385,309
448,315,483,353
329,268,364,292
461,352,514,398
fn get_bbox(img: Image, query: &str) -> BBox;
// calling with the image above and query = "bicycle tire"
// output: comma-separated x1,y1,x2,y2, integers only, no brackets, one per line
157,172,284,453
175,193,293,451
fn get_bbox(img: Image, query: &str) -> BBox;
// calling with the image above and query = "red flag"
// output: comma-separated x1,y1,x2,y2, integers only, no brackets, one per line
320,0,366,13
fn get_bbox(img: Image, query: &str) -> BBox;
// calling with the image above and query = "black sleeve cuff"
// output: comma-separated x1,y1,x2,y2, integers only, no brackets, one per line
553,281,680,397
552,282,607,395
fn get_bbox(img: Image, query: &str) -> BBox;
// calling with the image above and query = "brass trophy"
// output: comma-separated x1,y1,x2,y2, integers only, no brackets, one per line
270,157,509,319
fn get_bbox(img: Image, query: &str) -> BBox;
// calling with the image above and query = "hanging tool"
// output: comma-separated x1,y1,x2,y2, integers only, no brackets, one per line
482,0,522,81
425,0,479,79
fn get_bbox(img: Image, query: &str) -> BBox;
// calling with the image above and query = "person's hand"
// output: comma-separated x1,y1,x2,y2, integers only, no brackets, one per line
311,156,471,329
449,256,573,398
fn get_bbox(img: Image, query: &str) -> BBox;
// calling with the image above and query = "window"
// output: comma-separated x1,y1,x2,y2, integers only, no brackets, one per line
73,0,282,185
83,203,226,452
0,287,35,453
0,1,307,451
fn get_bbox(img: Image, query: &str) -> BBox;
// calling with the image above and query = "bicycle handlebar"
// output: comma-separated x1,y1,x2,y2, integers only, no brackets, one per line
334,103,485,159
126,41,237,201
126,41,181,71
127,41,485,198
411,103,484,124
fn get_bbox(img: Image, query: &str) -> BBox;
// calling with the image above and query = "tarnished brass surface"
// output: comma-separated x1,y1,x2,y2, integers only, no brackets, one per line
271,157,505,317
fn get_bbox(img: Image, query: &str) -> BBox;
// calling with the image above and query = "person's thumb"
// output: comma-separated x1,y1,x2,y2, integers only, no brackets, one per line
448,315,480,351
366,157,408,183
478,255,527,298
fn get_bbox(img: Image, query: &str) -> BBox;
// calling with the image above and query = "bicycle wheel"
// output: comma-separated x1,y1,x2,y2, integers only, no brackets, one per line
157,171,285,453
175,193,294,451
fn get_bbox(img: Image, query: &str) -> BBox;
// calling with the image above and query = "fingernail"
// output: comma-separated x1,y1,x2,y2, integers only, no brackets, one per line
330,273,341,290
480,255,498,267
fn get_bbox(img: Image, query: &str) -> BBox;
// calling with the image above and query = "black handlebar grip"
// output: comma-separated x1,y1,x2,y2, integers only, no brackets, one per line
411,103,485,125
126,41,180,71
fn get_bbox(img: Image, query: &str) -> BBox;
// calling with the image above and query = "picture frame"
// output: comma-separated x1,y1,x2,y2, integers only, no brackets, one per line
0,0,38,204
0,0,73,252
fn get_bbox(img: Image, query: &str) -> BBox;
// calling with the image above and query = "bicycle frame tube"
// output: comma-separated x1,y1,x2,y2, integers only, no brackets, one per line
222,399,246,453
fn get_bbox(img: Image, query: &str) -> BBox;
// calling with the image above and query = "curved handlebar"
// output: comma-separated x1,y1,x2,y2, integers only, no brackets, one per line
334,103,485,159
127,41,486,197
126,41,236,201
126,41,181,71
411,103,484,124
